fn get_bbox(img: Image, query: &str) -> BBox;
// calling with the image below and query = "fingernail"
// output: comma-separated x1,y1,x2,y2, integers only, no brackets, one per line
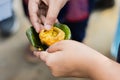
44,24,51,30
36,29,39,33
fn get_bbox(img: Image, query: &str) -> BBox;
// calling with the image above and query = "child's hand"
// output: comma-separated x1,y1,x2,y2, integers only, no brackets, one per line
34,40,101,77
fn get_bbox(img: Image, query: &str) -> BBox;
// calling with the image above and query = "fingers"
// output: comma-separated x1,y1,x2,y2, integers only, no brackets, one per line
28,0,41,33
44,1,61,30
29,0,67,32
34,51,50,62
40,15,52,30
47,40,65,53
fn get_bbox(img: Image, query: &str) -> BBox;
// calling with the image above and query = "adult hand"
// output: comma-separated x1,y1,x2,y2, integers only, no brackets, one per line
28,0,68,33
34,40,102,77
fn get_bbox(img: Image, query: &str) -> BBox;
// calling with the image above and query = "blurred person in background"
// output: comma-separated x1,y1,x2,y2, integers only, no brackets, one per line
0,0,19,38
22,0,115,63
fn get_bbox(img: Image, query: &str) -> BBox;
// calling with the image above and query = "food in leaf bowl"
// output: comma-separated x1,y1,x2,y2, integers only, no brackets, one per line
26,23,71,51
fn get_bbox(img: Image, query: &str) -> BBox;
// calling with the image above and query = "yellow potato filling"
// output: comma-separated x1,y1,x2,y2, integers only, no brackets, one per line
39,27,65,46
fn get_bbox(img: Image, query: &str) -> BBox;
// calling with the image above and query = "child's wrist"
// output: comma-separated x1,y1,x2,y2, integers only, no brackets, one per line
88,53,120,80
76,51,109,78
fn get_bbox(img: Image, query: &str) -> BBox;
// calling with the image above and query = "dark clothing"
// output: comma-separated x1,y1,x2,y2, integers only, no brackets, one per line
58,0,95,42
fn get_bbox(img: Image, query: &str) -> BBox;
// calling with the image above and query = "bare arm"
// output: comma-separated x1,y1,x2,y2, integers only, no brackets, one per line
88,54,120,80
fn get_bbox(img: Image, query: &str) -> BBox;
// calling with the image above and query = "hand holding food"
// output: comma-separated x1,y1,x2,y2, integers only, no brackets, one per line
26,23,71,51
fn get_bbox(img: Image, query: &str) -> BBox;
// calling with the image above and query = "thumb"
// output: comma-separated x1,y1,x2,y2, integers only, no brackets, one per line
44,2,61,30
34,51,50,62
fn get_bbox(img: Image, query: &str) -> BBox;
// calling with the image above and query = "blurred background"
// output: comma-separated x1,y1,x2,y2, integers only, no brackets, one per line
0,0,120,80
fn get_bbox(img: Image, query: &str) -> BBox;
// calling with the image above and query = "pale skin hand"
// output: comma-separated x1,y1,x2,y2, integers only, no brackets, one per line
33,40,104,77
34,40,120,80
28,0,68,33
